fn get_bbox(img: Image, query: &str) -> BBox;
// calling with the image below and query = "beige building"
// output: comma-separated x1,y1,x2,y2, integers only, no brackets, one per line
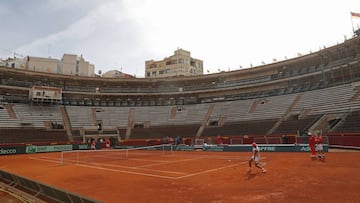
145,48,203,78
23,54,95,77
26,56,59,73
1,57,27,69
102,70,134,78
61,54,95,77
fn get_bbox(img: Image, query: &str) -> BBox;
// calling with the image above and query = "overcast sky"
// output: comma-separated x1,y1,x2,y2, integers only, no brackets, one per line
0,0,359,77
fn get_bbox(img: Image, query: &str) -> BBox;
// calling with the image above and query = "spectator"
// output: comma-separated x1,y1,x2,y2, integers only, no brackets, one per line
216,135,223,145
282,135,289,144
175,136,182,145
90,138,96,150
162,136,170,144
105,137,111,149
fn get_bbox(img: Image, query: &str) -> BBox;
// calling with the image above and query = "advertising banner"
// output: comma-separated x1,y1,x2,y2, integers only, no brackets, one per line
0,146,26,155
26,145,73,153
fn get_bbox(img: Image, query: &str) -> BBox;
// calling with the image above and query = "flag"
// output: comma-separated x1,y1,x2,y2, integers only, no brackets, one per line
351,12,360,18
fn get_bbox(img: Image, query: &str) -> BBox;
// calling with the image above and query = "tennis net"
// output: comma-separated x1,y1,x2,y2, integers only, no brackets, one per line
60,144,174,165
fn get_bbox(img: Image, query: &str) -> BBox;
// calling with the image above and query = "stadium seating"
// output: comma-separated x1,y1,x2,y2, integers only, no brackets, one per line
1,35,360,147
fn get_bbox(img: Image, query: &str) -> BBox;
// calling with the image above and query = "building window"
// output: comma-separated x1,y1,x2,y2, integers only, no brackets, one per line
166,60,176,65
178,58,185,64
199,62,203,68
147,72,150,77
76,60,79,75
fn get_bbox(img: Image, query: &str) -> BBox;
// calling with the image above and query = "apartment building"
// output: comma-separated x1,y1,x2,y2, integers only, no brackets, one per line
145,48,203,78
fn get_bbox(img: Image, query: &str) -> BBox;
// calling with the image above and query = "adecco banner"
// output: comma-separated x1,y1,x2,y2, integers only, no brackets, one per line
26,145,73,154
0,146,26,155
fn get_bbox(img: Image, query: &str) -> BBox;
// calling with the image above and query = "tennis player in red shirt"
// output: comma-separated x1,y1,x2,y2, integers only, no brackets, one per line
308,132,316,158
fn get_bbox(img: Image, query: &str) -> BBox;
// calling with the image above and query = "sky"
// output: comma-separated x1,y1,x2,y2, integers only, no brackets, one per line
0,0,360,77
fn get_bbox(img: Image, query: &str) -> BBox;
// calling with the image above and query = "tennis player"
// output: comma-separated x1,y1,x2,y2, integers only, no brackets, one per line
315,133,325,160
308,132,316,158
248,142,266,173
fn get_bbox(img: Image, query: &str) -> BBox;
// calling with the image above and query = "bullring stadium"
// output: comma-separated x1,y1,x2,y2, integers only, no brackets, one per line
0,33,360,202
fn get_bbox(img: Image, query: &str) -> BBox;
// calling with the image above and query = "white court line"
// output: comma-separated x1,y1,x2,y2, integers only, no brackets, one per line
86,161,188,175
30,156,188,175
175,161,248,179
74,160,249,180
75,163,179,179
137,157,203,168
29,155,252,180
29,156,61,164
32,156,203,175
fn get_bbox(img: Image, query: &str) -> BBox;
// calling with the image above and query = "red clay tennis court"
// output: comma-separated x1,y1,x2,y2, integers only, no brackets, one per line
0,149,359,202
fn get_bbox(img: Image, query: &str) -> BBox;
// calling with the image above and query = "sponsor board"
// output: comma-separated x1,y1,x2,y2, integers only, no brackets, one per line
0,148,17,155
0,146,26,155
26,145,73,153
176,145,194,151
202,145,225,151
76,144,90,150
259,146,276,151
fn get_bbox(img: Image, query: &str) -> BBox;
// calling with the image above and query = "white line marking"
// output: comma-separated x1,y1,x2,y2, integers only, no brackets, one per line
75,164,178,179
30,156,187,175
29,157,61,164
175,161,248,179
87,162,188,175
29,155,252,180
137,157,203,168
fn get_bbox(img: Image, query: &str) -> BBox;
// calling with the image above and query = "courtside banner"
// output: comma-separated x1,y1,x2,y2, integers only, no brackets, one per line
26,144,73,153
175,145,194,151
73,143,91,150
0,146,26,155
